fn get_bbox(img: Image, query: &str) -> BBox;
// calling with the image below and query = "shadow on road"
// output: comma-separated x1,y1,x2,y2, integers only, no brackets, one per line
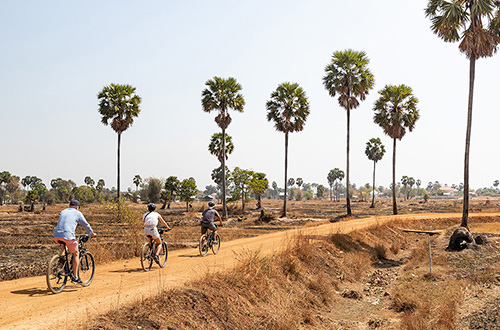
11,287,74,296
109,268,144,273
177,254,200,258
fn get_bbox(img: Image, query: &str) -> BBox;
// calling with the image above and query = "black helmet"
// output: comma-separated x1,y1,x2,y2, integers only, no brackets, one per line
69,200,80,207
147,203,156,212
208,201,215,208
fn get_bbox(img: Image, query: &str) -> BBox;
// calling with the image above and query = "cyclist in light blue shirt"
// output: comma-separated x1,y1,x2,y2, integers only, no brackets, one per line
52,200,96,284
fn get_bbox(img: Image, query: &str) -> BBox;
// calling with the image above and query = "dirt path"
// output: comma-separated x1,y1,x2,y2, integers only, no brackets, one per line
1,212,497,330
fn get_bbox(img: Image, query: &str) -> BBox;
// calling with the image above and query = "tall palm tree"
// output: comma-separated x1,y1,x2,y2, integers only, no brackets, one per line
208,132,234,163
98,84,141,199
323,49,375,216
266,82,310,217
373,84,419,215
202,77,245,220
365,138,386,208
425,0,500,228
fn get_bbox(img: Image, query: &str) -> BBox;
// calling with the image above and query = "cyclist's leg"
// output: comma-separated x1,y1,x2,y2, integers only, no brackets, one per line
71,251,79,278
153,237,162,255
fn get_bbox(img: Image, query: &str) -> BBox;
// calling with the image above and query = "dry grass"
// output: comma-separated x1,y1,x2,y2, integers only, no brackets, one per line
395,278,465,330
87,232,344,330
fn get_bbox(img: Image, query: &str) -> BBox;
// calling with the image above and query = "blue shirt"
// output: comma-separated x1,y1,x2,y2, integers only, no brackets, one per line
53,207,93,240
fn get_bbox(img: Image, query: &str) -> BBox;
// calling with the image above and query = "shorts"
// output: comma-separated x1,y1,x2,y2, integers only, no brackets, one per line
201,223,216,235
144,226,160,239
53,237,78,254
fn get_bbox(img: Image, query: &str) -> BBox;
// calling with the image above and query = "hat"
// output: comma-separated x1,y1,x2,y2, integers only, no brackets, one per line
69,200,80,207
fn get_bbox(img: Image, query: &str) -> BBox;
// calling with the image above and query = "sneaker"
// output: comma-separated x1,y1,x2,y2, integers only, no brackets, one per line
153,255,160,265
71,276,83,285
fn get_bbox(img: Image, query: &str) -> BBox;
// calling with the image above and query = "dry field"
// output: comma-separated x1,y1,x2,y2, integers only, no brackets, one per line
1,197,500,329
1,197,500,281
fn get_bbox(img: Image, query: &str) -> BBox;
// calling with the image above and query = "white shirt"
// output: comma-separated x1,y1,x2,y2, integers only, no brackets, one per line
143,211,161,227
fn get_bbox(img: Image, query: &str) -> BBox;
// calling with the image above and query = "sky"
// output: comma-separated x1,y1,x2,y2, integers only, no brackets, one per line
2,0,500,192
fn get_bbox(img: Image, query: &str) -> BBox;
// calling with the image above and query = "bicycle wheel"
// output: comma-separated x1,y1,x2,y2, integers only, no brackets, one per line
199,235,209,257
141,243,153,271
78,251,95,286
158,241,168,268
46,255,67,294
212,233,221,255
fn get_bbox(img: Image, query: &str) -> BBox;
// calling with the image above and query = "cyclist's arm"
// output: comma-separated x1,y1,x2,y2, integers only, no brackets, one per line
159,215,172,230
216,215,223,226
78,215,96,238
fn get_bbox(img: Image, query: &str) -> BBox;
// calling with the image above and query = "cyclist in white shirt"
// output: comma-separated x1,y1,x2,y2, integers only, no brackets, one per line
143,203,171,264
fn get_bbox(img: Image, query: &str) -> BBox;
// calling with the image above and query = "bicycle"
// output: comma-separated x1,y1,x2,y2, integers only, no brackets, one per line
46,234,95,294
199,224,221,257
140,227,169,271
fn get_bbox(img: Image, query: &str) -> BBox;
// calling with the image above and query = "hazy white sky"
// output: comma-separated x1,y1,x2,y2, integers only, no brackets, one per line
2,0,500,192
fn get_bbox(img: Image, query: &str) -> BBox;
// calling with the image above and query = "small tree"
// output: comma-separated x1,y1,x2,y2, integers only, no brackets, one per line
317,185,327,199
24,190,39,211
230,167,254,212
144,178,163,203
164,176,180,209
249,172,269,209
178,178,198,212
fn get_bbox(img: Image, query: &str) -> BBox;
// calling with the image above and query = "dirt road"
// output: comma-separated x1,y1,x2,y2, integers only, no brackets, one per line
0,212,496,330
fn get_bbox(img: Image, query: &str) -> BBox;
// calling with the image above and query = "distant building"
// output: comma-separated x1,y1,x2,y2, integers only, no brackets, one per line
440,185,458,196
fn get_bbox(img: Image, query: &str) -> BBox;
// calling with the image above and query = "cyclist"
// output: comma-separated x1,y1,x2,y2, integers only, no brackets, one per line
52,200,97,284
201,201,223,239
143,203,171,264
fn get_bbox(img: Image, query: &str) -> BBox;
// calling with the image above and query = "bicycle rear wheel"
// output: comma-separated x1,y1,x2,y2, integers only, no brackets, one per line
141,243,153,271
158,241,168,268
212,234,221,255
78,251,95,286
199,235,209,257
46,255,67,294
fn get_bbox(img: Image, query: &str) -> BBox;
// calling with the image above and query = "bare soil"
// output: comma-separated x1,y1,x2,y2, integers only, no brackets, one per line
1,198,500,329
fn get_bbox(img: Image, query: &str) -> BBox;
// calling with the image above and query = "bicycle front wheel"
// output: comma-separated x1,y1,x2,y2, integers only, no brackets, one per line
158,241,168,268
46,255,67,294
199,235,209,257
212,234,221,255
141,243,153,271
78,251,95,286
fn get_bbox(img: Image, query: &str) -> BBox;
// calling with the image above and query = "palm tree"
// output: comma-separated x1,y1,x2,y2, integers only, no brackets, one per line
327,170,335,201
202,77,245,220
323,49,375,216
266,82,310,217
374,84,419,215
365,138,386,208
208,132,235,163
98,84,141,199
133,175,142,192
425,0,500,228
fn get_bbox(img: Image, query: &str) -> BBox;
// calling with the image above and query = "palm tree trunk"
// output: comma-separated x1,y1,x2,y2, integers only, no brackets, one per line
371,161,376,208
346,109,351,215
117,132,121,200
461,56,475,229
392,137,397,215
221,128,228,220
282,132,289,217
